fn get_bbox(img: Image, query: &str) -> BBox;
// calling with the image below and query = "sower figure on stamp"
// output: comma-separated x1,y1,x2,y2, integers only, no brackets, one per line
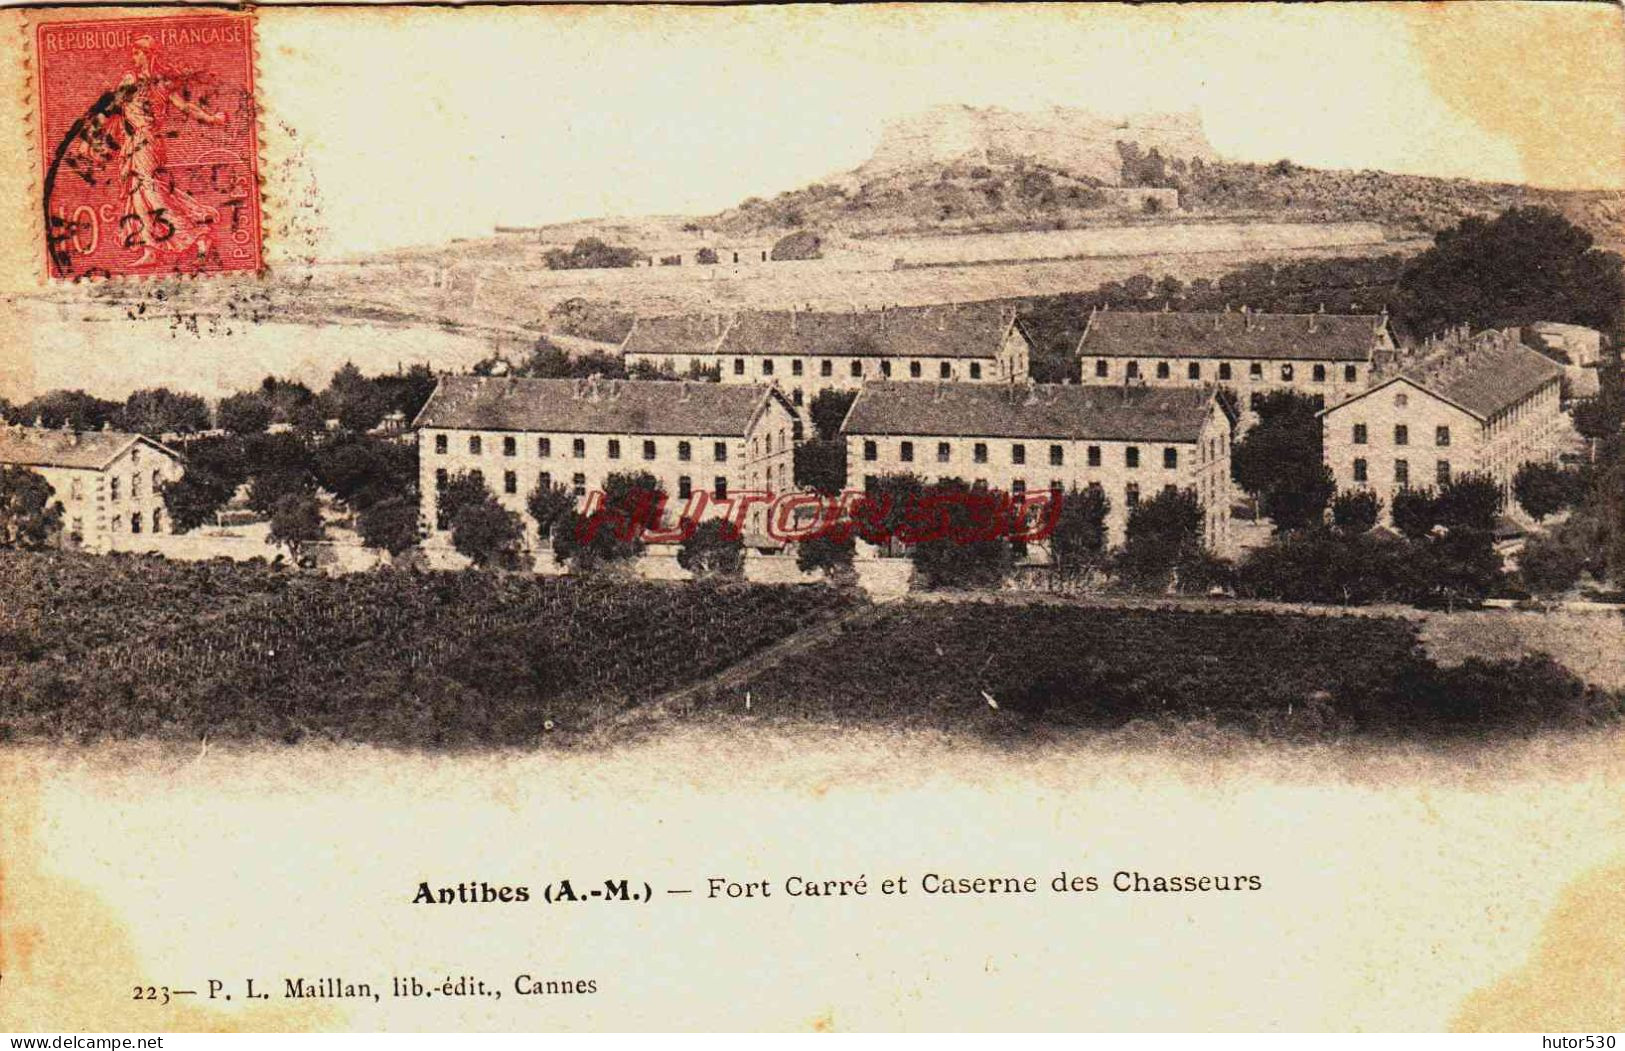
73,35,228,268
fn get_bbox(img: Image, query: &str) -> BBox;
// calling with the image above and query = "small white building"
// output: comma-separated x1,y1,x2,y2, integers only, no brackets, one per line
1320,328,1565,512
1524,321,1604,368
840,381,1234,555
621,303,1034,409
413,375,801,544
0,423,185,552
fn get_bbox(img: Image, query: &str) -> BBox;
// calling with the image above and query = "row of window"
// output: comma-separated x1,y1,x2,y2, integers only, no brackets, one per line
1350,458,1453,486
1094,360,1360,384
861,439,1183,470
1351,424,1450,447
859,476,1176,509
101,470,165,501
435,433,735,463
432,468,730,527
107,508,164,533
732,358,985,381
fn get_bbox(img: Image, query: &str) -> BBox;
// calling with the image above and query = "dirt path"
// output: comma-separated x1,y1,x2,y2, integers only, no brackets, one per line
611,602,888,730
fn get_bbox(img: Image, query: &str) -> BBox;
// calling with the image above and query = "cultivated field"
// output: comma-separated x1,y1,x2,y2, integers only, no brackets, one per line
2,553,1617,750
0,552,851,748
682,602,1621,741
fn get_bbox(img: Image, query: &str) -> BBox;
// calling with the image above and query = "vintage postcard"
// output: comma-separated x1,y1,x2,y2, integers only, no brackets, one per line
0,0,1622,1034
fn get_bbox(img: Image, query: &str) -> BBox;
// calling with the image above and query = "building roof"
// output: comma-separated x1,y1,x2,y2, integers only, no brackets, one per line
840,382,1218,443
412,375,786,437
722,303,1025,360
623,303,1027,362
0,425,174,471
1077,309,1389,362
1322,330,1564,422
619,314,730,358
1397,332,1563,420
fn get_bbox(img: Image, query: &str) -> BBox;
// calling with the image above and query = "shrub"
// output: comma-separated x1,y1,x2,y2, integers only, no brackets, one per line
677,518,744,578
1330,489,1381,534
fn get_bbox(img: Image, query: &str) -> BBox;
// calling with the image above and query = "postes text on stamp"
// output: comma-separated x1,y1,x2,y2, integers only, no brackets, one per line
36,14,262,280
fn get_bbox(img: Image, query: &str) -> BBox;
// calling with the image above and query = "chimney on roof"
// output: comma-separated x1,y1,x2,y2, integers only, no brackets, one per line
932,382,946,403
1308,313,1318,334
609,379,623,400
572,377,587,400
102,420,111,432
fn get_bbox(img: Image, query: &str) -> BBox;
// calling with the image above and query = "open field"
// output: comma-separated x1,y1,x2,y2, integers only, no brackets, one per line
0,552,851,748
681,602,1623,742
1,552,1617,749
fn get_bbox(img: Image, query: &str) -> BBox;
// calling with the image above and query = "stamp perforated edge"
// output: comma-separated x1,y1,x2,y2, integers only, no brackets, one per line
22,6,271,285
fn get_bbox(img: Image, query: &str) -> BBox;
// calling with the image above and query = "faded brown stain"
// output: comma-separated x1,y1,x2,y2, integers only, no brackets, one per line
810,1008,835,1032
1405,2,1625,191
0,755,338,1032
1452,858,1625,1031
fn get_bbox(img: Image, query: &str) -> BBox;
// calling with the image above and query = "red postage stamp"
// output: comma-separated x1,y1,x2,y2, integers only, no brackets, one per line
35,14,262,280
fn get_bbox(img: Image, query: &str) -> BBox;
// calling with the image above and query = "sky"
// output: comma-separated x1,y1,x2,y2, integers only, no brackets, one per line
256,3,1625,258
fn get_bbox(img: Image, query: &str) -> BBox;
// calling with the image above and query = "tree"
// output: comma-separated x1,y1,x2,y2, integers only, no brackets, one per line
0,467,63,549
908,479,1015,589
543,238,639,271
851,473,926,551
160,472,235,532
1395,207,1625,337
259,377,325,431
553,471,664,570
807,389,858,442
451,494,526,569
1518,531,1586,597
1122,273,1155,300
793,441,846,495
267,492,325,562
526,479,575,546
1231,390,1334,531
357,496,421,557
1514,461,1583,521
438,471,494,526
1331,489,1381,534
314,435,416,511
1048,484,1110,576
1390,487,1439,540
796,531,855,582
321,362,391,433
1420,526,1503,608
1571,392,1624,444
121,388,210,435
15,390,122,431
770,231,822,261
217,391,273,435
1434,473,1503,532
695,247,719,265
1115,487,1205,590
247,468,316,516
678,518,745,578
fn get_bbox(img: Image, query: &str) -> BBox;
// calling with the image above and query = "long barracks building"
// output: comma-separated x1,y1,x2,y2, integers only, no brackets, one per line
839,381,1234,555
1074,307,1397,423
621,302,1035,409
412,375,800,543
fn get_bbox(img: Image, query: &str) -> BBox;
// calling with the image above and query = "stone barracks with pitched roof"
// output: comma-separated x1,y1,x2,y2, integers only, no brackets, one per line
1319,327,1565,513
413,375,801,542
1076,307,1397,423
621,303,1034,408
0,423,185,552
840,382,1233,554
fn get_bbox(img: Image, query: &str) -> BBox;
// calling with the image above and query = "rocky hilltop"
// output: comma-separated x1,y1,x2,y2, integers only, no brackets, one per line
854,104,1219,186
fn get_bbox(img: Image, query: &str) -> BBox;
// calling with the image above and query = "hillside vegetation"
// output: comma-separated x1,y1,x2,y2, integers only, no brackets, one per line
703,158,1624,249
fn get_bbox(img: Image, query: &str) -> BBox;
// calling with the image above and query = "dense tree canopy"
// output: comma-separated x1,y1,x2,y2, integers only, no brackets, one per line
0,467,63,549
1231,390,1334,532
1394,207,1625,338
